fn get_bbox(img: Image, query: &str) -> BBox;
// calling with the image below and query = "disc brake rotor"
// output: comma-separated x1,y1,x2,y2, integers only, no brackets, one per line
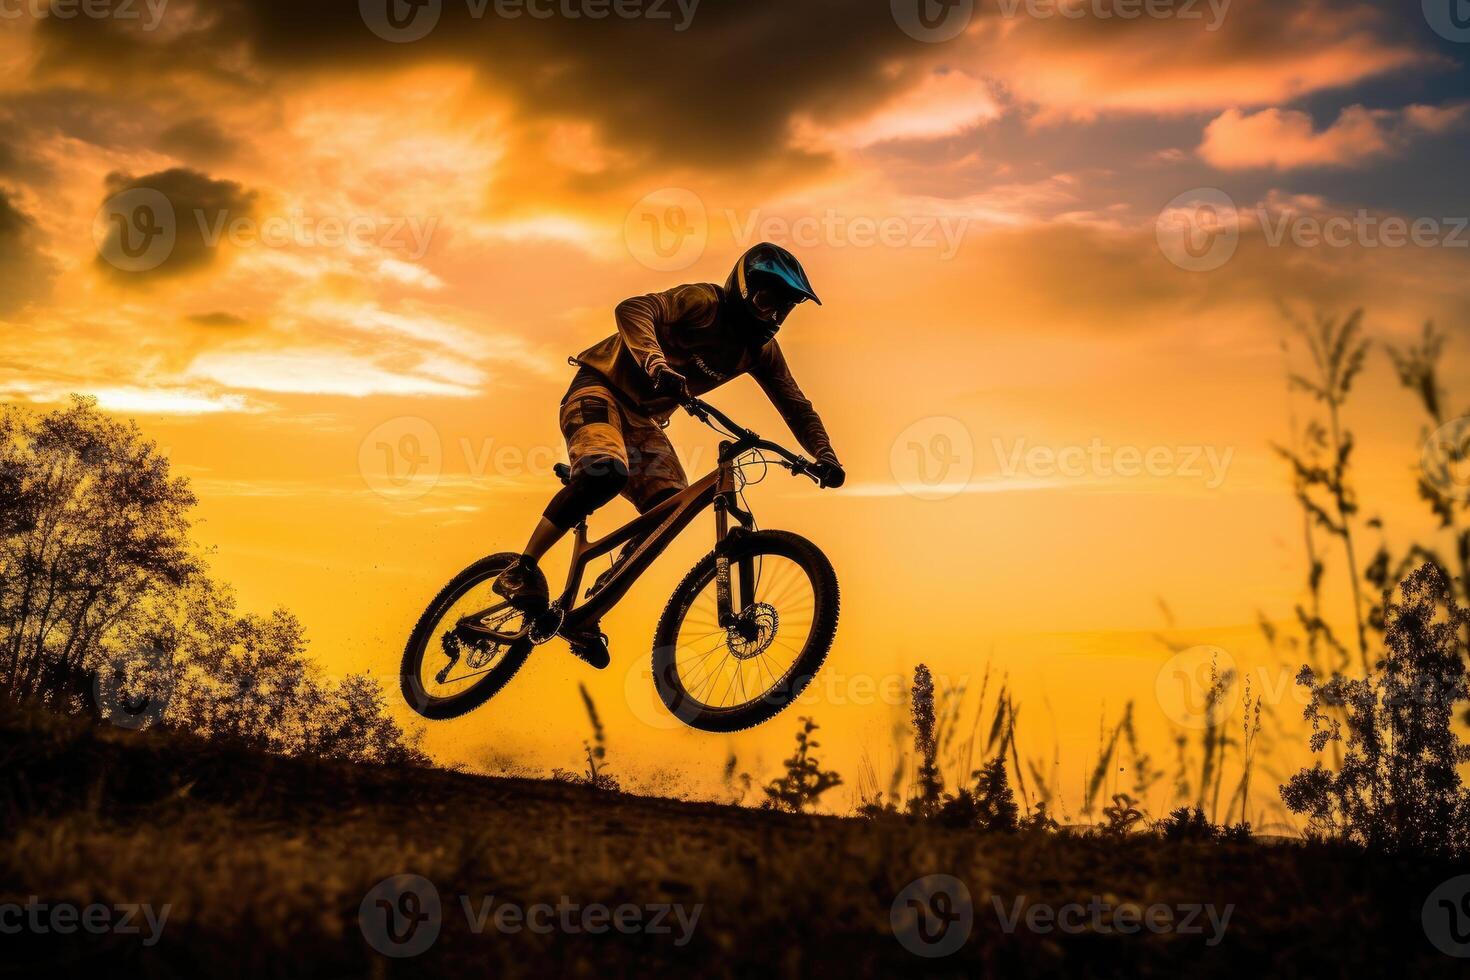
725,602,778,661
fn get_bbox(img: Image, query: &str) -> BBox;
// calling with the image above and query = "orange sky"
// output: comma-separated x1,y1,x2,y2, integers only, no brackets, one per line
3,0,1470,824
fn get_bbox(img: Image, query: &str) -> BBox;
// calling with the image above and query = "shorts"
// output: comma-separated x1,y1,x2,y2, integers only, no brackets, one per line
559,382,689,512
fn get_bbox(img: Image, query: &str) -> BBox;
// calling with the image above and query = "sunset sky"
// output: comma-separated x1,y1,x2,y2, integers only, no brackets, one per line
3,0,1470,822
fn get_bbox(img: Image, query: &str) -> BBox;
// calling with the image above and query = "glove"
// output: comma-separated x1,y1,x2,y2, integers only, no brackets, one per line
650,364,689,401
812,453,846,489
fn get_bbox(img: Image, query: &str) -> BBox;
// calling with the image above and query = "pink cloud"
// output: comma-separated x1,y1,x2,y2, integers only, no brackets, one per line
1199,104,1468,170
971,1,1427,121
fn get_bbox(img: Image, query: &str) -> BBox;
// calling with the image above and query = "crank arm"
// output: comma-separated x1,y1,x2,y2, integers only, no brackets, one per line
453,611,530,645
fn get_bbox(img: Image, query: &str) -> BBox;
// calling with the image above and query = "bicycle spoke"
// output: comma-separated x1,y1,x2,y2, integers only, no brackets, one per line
694,652,735,704
754,650,782,692
676,635,732,678
714,655,743,707
668,549,824,711
678,636,737,692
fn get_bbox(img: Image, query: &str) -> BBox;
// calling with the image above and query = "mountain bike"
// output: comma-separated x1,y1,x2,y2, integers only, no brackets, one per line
400,396,840,732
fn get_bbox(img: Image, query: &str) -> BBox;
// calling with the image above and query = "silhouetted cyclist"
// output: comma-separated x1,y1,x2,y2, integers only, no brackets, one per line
493,242,845,665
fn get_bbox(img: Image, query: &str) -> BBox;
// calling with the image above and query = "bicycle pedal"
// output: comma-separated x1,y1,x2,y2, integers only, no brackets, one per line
565,631,611,670
528,604,565,645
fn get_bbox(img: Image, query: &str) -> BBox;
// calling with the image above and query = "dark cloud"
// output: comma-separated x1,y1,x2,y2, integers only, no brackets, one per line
93,168,258,284
0,88,164,187
33,0,928,172
157,117,239,165
27,0,1463,190
0,192,57,317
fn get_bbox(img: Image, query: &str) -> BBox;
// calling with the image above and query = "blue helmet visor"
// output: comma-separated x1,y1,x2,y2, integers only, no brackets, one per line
731,243,821,306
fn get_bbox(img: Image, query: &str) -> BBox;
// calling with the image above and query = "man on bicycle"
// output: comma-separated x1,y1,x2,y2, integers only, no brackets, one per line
493,242,845,667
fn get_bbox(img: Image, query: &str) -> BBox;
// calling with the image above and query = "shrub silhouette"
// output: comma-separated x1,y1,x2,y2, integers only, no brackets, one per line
1158,806,1217,842
553,683,619,791
1281,563,1470,856
937,756,1019,832
1098,793,1145,837
908,663,943,817
762,717,842,813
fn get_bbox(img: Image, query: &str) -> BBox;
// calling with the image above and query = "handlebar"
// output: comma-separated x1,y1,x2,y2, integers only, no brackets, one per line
681,396,825,485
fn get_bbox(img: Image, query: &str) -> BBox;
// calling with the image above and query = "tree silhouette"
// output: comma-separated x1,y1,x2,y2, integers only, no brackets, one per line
0,397,197,710
1,397,425,765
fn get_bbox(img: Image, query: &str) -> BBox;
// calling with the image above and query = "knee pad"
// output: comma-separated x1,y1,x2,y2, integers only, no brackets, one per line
543,456,629,528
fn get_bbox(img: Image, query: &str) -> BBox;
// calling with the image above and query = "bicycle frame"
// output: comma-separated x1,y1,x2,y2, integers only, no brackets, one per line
455,397,817,646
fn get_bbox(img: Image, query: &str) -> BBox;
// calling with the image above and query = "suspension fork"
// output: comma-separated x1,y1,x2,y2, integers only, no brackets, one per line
713,443,757,628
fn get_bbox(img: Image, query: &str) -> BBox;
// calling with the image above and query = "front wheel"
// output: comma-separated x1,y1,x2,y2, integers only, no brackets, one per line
651,530,839,733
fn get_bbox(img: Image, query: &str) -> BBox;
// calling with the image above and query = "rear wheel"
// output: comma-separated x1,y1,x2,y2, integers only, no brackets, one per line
651,530,838,733
401,554,534,720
